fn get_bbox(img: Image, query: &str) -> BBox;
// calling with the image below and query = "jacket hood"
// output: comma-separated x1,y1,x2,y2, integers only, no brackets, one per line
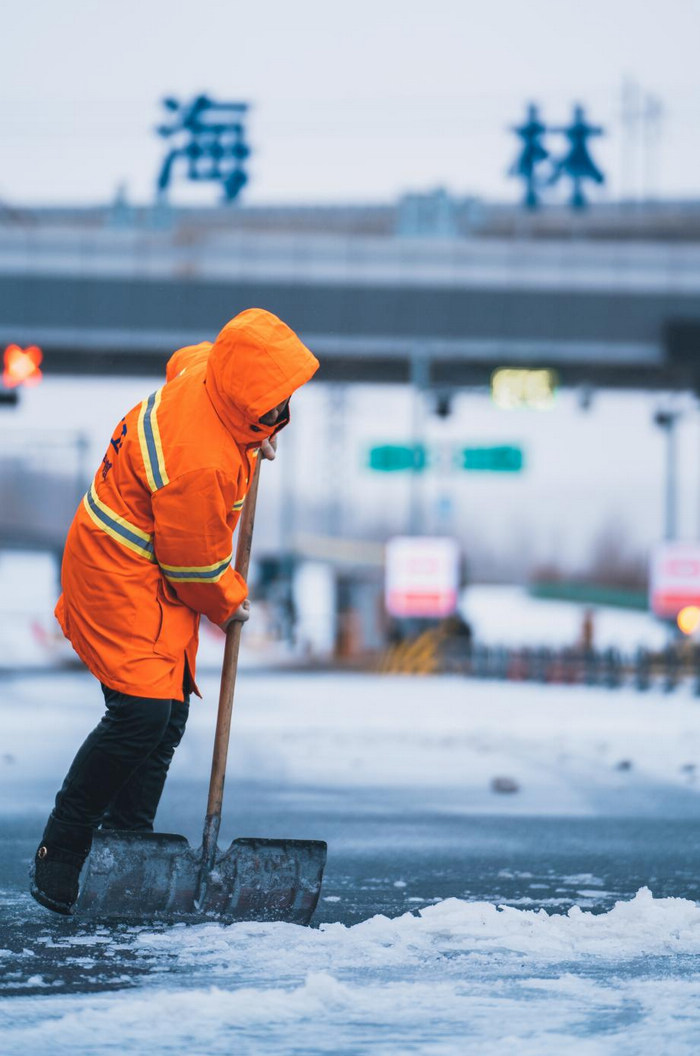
205,309,319,445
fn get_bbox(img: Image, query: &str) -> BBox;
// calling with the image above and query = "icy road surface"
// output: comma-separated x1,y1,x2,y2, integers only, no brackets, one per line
2,670,700,1054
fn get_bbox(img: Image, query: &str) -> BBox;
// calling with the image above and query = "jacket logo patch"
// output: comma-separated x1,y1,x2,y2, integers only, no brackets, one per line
102,419,127,480
110,419,127,454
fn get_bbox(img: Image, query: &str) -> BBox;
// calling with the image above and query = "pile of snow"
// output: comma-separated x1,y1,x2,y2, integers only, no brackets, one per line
131,886,700,965
3,890,700,1055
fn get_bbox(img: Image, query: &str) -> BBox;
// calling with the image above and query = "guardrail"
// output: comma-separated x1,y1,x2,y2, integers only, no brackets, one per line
381,633,700,693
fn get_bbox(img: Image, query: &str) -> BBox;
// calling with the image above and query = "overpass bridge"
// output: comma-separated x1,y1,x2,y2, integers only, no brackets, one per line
1,205,700,391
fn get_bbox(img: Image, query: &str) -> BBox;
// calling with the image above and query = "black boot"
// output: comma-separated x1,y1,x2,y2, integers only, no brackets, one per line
31,689,174,914
30,815,93,915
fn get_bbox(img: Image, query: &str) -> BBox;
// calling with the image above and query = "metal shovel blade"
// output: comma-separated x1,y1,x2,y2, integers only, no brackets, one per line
75,830,327,925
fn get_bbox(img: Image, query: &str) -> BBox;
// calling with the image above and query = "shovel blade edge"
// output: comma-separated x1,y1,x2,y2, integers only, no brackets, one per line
75,831,327,926
205,837,328,926
76,830,199,921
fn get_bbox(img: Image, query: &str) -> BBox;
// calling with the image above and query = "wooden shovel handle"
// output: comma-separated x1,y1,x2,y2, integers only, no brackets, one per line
205,455,262,823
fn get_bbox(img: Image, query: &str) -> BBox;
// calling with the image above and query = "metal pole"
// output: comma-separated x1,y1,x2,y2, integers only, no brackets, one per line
280,406,296,555
654,409,679,541
666,413,677,540
326,384,346,536
76,432,90,502
409,351,429,535
620,77,639,202
641,94,663,204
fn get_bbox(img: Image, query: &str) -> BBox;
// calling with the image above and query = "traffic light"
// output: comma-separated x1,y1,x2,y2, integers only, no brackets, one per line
677,606,700,636
3,344,43,388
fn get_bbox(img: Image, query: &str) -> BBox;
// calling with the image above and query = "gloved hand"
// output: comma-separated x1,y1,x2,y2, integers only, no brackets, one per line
260,435,277,461
221,599,251,630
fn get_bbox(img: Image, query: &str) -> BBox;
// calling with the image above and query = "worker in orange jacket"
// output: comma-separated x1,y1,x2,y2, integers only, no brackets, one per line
31,308,319,915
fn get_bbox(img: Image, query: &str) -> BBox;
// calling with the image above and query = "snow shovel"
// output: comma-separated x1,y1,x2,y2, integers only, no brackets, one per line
75,458,327,925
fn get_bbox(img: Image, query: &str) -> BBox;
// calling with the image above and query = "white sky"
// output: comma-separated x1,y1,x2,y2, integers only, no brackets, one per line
3,0,700,206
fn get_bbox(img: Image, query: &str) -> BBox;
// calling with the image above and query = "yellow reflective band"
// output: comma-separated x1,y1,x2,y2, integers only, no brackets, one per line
160,551,233,583
150,387,170,488
232,499,245,511
83,484,156,563
137,400,155,492
138,386,170,493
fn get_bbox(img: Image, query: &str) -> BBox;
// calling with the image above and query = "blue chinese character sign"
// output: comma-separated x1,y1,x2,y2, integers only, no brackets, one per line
509,104,550,210
509,102,605,210
156,95,250,203
548,104,604,209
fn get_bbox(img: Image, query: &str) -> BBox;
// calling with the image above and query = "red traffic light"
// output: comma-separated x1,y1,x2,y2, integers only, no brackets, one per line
3,344,43,388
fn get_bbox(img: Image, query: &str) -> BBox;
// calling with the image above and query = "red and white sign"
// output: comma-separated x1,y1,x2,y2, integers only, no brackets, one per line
385,536,460,619
649,541,700,618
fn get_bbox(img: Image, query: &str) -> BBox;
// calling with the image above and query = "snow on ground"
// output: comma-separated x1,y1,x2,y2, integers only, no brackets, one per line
4,670,700,817
156,672,700,816
2,889,700,1055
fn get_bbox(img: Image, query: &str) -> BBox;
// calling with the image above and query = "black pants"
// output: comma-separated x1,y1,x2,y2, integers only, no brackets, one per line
50,684,190,835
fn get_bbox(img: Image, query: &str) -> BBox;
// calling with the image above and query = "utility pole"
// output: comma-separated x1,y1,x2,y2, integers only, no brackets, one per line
620,77,640,201
76,432,90,506
654,409,681,540
280,409,296,555
325,384,347,537
619,78,664,202
409,352,429,535
641,93,664,203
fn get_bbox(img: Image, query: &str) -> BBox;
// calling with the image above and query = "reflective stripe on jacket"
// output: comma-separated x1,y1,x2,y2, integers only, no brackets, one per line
55,309,319,700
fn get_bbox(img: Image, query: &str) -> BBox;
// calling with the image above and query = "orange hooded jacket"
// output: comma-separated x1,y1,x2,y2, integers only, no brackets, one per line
55,309,319,700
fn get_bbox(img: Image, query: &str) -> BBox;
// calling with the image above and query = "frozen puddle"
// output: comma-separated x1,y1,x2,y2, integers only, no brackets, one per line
2,888,700,1055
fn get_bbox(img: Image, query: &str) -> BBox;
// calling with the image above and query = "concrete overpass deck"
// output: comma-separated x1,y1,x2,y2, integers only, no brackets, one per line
1,215,699,389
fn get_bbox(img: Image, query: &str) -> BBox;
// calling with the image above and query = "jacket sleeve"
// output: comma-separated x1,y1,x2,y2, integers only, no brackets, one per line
151,468,247,625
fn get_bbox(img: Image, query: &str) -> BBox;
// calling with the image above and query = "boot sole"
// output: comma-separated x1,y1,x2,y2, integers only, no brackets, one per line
30,882,74,916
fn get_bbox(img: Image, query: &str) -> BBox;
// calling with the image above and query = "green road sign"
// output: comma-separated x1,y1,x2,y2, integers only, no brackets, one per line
460,445,524,472
368,444,427,472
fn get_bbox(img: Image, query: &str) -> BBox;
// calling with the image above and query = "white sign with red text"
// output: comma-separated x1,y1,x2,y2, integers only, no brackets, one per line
385,536,460,619
649,541,700,618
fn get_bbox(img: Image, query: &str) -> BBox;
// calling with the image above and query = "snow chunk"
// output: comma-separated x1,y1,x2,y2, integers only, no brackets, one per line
410,887,700,958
